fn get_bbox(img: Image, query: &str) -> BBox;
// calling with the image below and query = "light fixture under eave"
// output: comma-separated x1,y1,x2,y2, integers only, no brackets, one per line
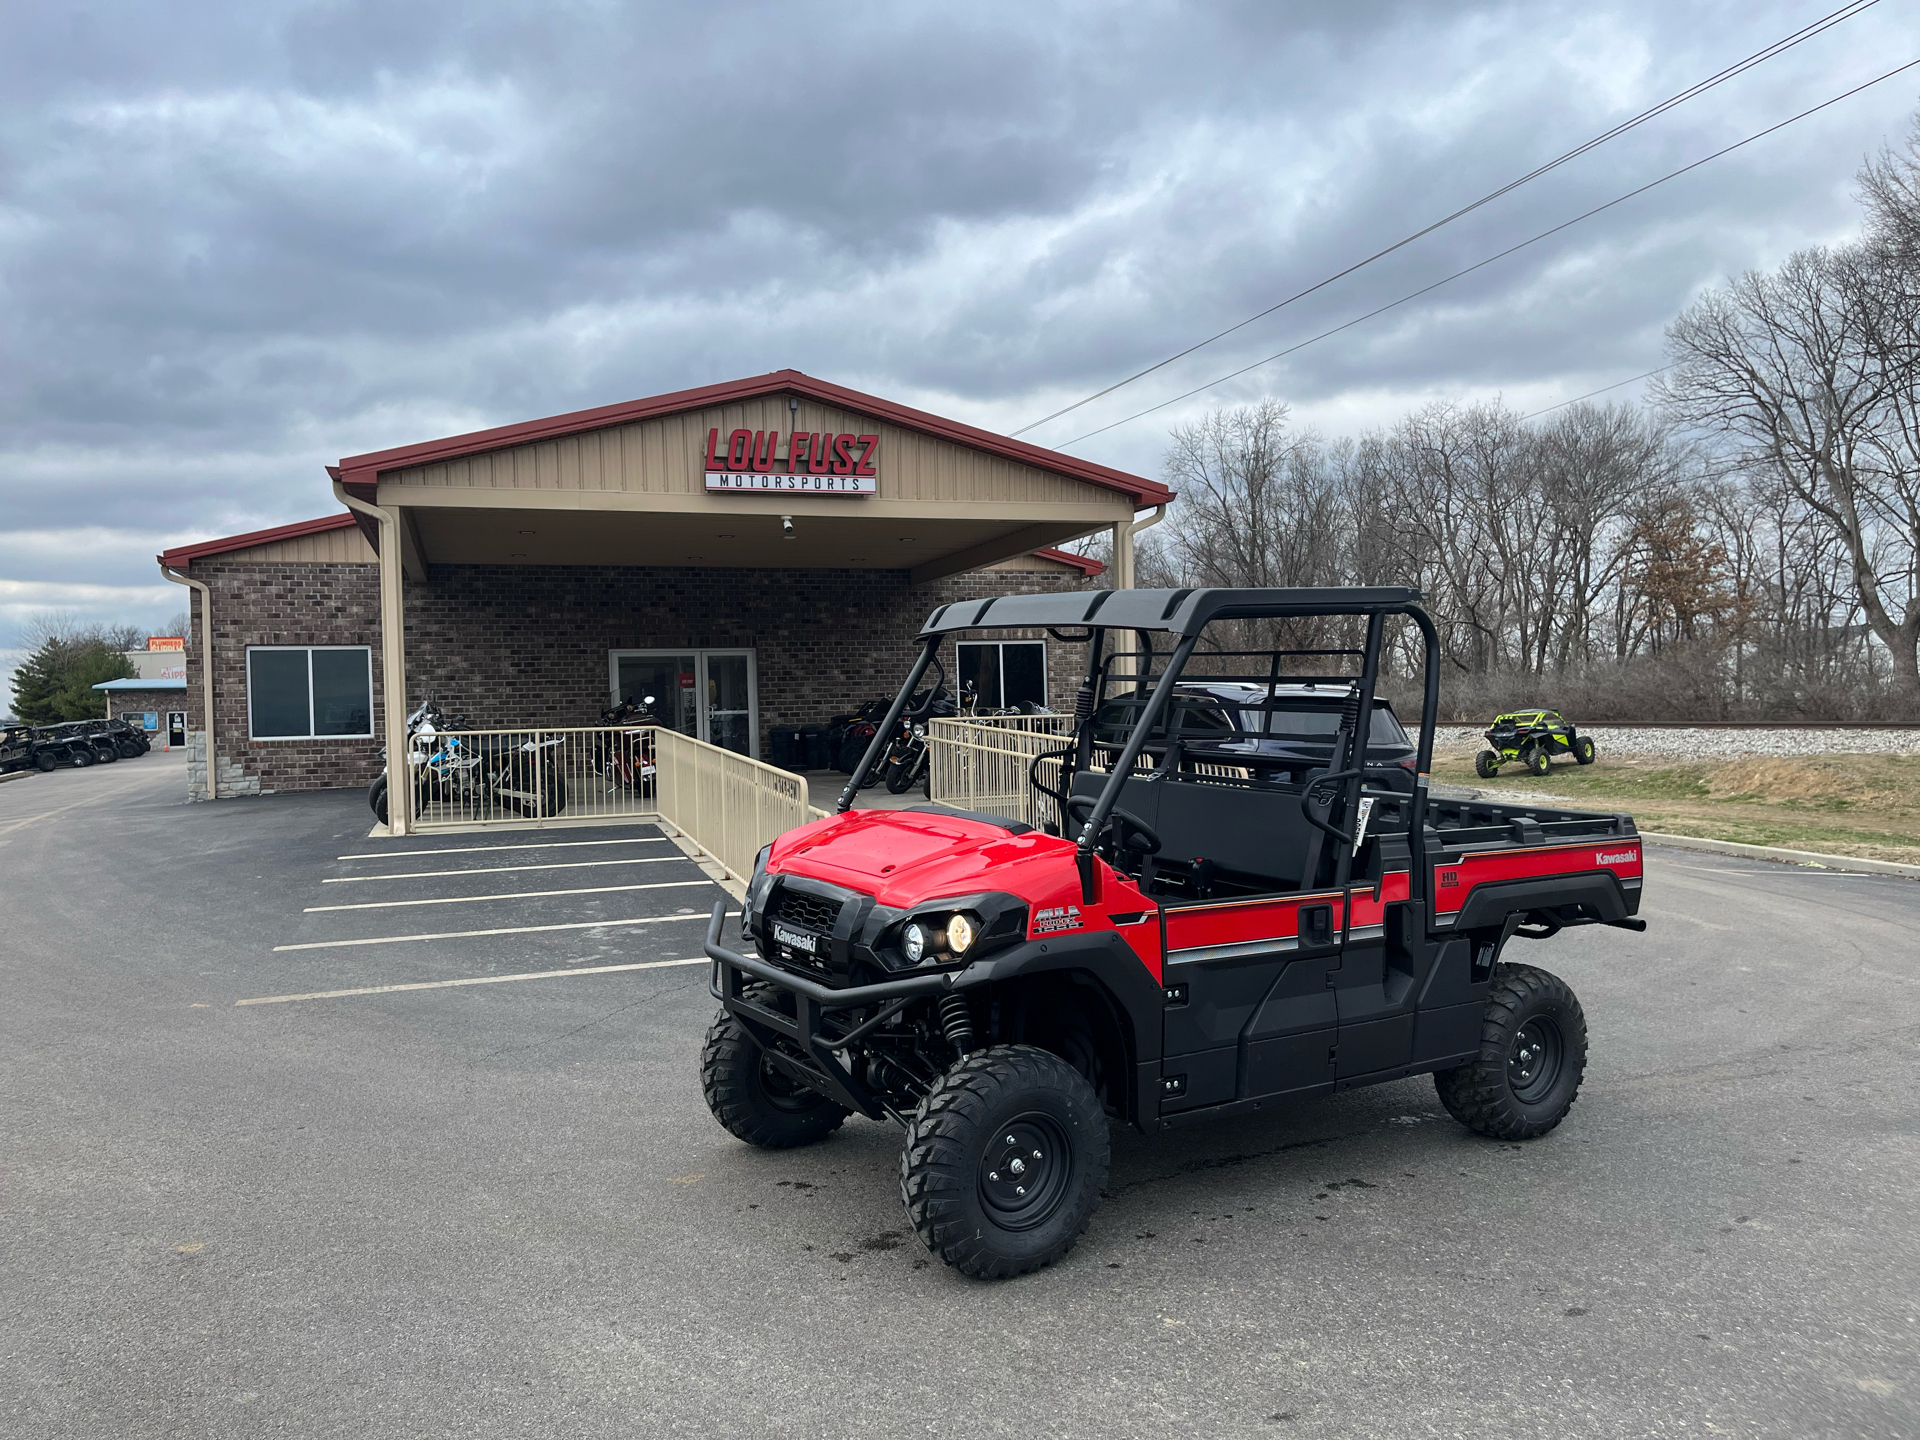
781,515,796,540
517,529,537,536
897,537,916,542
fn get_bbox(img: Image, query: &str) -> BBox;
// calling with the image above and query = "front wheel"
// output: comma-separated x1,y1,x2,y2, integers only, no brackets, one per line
1435,962,1588,1141
701,991,850,1149
900,1045,1109,1280
1574,735,1596,765
884,752,918,793
1474,749,1500,779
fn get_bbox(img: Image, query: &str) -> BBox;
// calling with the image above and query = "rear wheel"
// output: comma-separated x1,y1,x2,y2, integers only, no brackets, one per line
1435,962,1587,1140
70,748,92,768
94,743,118,763
35,752,58,773
1574,735,1596,765
117,739,142,758
368,774,389,826
1474,749,1500,779
1526,744,1551,776
702,988,850,1149
900,1045,1109,1280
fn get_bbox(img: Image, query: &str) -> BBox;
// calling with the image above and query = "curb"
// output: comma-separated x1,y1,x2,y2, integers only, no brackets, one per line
0,769,32,786
1642,830,1920,880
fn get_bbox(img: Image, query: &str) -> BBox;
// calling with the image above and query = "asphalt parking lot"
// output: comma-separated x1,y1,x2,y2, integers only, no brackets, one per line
4,760,1918,1438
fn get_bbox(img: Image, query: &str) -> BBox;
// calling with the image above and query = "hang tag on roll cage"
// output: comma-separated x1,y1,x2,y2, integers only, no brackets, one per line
1351,795,1375,855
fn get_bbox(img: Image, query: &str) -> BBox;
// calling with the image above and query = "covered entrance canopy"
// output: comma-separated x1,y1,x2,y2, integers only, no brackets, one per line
326,369,1172,832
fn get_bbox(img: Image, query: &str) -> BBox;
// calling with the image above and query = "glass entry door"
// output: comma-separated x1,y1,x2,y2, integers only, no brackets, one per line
610,649,758,758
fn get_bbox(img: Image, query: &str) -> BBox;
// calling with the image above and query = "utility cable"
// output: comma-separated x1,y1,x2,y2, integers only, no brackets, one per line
1050,56,1920,449
1519,367,1674,421
1011,0,1884,439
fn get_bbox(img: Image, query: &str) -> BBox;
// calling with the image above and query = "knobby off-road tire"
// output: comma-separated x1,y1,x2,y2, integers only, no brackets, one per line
1435,962,1587,1141
35,752,58,773
899,1045,1109,1280
701,988,850,1150
70,748,93,768
1526,744,1552,777
1474,749,1500,779
1574,735,1597,765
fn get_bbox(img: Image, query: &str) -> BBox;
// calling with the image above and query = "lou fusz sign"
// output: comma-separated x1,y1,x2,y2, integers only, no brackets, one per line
704,427,878,495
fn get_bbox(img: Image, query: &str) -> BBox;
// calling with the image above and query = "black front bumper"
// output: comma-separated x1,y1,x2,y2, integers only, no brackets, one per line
704,903,956,1120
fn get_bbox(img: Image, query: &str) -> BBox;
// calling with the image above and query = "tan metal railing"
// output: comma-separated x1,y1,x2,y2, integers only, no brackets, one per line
927,715,1074,831
649,727,814,883
406,724,659,827
408,725,813,882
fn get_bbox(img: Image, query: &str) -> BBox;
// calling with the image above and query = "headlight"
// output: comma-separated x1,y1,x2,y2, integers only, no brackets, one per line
903,923,928,964
945,912,977,954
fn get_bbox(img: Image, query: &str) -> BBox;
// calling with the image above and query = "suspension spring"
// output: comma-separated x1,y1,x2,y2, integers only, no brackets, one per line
938,993,975,1055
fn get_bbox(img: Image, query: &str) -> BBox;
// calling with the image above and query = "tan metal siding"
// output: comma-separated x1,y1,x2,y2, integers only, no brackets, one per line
214,528,376,564
384,398,1121,510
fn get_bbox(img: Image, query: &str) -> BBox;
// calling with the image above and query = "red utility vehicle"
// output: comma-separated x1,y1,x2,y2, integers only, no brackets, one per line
701,588,1645,1278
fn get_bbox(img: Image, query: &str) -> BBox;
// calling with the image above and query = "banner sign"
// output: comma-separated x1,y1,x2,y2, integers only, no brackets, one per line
704,428,878,495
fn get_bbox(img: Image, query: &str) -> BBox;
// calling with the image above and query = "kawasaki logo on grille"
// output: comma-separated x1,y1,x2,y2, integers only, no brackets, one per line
1597,850,1639,865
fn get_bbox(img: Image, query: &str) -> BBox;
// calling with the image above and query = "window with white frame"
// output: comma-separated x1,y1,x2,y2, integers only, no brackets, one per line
956,640,1047,710
247,646,373,739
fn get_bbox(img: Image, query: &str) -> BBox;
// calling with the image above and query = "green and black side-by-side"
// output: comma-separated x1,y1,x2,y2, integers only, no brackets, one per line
701,588,1646,1279
1475,709,1597,779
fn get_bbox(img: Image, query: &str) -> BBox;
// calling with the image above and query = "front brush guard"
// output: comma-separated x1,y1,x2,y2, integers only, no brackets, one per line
703,902,955,1120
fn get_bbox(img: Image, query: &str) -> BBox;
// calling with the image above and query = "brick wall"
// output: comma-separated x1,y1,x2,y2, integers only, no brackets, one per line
103,689,188,737
184,559,1092,798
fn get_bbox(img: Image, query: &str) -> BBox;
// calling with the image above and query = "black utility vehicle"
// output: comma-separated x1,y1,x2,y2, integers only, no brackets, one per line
701,587,1646,1279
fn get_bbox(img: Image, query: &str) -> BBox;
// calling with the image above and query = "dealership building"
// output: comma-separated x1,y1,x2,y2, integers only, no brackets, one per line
156,370,1171,815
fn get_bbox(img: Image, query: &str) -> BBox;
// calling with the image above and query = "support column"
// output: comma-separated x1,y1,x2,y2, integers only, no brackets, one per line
1110,519,1135,590
378,507,411,835
335,479,410,835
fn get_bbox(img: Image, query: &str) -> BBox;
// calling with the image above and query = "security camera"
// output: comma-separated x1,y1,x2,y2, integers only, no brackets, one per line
781,515,796,539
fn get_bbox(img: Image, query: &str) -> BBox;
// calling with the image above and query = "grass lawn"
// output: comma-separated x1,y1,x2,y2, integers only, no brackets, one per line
1429,751,1920,865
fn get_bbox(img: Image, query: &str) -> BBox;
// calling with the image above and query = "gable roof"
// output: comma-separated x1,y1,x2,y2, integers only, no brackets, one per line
333,369,1172,507
159,512,360,567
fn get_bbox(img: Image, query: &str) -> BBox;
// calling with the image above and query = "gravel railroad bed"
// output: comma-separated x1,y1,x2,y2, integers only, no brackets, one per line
1433,725,1920,759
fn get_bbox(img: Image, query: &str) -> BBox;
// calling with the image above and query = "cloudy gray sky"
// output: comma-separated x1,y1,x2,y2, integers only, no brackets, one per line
2,0,1917,685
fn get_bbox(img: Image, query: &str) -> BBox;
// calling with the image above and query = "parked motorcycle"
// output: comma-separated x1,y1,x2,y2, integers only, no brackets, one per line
881,685,962,794
369,699,568,825
595,695,659,791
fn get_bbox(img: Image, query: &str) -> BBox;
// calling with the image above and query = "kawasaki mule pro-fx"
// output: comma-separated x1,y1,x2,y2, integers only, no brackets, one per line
701,588,1645,1278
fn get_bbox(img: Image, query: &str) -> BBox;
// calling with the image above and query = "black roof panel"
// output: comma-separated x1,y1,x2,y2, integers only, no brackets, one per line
917,586,1424,639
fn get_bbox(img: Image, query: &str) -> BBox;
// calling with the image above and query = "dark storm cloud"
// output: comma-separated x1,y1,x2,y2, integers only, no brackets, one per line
1,0,1915,651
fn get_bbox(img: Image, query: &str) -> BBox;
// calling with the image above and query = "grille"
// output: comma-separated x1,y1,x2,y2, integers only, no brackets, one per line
772,888,843,936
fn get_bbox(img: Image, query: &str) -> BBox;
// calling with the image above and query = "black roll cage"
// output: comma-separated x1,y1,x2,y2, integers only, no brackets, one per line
838,587,1443,910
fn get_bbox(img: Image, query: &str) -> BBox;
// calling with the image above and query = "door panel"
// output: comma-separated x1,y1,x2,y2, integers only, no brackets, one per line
616,654,698,739
702,652,754,757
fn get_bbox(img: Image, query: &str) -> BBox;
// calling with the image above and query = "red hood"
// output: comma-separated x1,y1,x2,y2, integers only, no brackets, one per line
768,809,1078,909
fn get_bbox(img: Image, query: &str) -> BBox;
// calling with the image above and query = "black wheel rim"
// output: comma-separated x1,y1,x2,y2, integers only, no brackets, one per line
1507,1017,1564,1104
756,1052,823,1114
977,1112,1073,1232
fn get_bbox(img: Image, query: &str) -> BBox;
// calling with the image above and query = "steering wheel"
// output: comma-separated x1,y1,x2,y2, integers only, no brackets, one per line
1065,794,1163,856
1299,768,1364,844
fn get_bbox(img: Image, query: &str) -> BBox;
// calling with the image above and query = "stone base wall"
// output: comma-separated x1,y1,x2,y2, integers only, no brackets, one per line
184,559,1094,797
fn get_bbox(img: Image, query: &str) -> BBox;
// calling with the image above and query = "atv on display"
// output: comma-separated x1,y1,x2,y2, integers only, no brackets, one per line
0,724,32,774
1474,709,1596,779
700,587,1646,1279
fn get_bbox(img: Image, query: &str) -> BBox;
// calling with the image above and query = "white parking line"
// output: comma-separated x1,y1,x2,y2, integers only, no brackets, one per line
322,855,691,884
305,878,716,913
337,837,668,861
236,955,709,1005
272,911,737,952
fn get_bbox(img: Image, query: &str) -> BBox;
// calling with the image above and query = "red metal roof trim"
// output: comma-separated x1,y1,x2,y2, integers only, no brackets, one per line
333,369,1173,507
158,512,360,567
1031,546,1106,577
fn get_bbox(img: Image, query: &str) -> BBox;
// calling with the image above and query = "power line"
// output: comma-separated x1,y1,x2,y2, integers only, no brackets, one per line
1519,367,1674,421
1011,0,1884,439
1051,56,1920,449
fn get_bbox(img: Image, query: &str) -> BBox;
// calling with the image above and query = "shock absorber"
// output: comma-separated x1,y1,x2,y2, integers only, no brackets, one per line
938,994,975,1056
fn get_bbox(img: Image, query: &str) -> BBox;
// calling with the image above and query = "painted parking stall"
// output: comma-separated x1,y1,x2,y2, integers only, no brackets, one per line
249,823,734,1003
